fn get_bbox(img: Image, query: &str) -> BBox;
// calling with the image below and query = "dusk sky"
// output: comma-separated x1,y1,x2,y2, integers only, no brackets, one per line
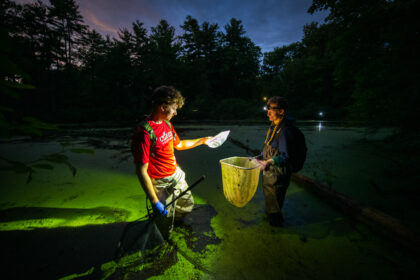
19,0,328,53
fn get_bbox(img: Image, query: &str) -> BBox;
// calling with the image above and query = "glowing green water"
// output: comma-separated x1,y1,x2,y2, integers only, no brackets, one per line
0,124,417,279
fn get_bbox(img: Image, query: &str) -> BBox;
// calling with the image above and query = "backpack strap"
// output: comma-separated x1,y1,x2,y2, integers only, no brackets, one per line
164,120,176,138
140,120,157,148
140,120,175,148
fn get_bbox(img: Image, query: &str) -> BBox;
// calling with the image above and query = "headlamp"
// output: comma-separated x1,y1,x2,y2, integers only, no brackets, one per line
265,105,282,111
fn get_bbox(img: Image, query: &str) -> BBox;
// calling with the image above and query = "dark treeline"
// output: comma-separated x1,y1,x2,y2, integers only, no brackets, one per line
1,0,419,128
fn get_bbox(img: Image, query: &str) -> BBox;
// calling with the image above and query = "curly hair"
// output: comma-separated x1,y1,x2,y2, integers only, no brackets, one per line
267,96,288,111
151,86,185,109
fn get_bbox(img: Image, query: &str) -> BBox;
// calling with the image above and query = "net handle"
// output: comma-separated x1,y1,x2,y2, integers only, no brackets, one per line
165,175,206,209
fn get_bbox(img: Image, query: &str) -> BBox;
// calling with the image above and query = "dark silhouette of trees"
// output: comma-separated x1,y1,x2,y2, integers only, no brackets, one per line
179,16,220,118
1,0,417,127
218,18,261,100
147,20,181,87
260,23,337,119
306,0,420,127
48,0,87,67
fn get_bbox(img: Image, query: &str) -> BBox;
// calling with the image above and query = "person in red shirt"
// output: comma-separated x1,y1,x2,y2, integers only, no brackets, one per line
131,85,212,236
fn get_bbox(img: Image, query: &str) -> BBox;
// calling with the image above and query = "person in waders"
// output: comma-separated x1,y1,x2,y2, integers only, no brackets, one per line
258,96,297,227
131,86,212,238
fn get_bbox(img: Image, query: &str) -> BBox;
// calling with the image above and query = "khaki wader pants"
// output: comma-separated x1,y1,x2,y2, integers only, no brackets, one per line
262,143,291,214
151,166,194,238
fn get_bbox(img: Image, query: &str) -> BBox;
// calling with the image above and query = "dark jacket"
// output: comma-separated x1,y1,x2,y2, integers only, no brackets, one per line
282,116,307,173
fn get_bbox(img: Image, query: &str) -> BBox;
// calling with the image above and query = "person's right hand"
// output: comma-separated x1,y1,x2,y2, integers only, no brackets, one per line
258,159,274,171
154,201,168,216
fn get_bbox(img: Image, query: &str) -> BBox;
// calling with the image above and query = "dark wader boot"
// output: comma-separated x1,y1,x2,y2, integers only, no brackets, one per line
262,130,291,225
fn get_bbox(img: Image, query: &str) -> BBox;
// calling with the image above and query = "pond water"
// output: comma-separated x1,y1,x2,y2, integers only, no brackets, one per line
0,123,417,279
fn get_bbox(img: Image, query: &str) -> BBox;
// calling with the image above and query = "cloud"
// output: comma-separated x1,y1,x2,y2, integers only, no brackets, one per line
17,0,327,52
82,9,119,36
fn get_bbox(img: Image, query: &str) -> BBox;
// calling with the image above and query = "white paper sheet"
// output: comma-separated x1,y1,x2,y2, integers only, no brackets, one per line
206,130,230,148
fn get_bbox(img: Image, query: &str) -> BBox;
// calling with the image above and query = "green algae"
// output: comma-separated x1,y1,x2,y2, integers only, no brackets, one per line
148,251,205,280
55,216,220,279
89,207,220,279
59,267,95,280
1,125,419,279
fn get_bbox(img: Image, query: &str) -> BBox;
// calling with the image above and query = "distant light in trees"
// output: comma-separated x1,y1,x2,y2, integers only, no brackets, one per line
263,96,267,101
263,106,267,111
5,75,23,84
319,111,324,117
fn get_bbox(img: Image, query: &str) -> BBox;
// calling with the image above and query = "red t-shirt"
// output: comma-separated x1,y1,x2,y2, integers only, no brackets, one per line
131,118,180,179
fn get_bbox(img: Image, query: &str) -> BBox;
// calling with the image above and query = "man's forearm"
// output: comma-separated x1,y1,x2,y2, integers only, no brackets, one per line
175,137,208,150
135,164,159,204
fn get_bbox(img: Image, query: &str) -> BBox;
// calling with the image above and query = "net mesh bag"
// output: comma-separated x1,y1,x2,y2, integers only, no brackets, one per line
219,156,260,207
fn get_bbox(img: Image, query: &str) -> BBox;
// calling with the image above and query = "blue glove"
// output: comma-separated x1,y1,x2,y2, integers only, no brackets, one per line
154,201,168,216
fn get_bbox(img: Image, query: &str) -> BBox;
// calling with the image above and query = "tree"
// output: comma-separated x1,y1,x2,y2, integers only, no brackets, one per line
180,15,220,61
217,18,261,101
309,0,420,127
48,0,87,68
178,16,221,116
147,20,181,87
261,42,301,104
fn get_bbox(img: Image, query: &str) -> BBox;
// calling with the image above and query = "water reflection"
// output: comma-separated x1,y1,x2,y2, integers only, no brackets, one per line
317,122,323,132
